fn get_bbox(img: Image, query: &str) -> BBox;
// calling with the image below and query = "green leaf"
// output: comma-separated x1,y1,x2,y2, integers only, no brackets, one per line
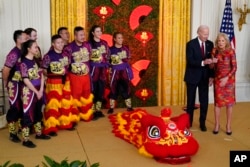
43,155,55,166
60,160,69,167
2,161,11,167
69,160,83,167
41,161,49,167
9,163,24,167
80,161,87,167
90,163,100,167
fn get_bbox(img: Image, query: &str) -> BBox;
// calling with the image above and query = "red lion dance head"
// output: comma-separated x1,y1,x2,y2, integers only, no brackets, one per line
109,108,199,164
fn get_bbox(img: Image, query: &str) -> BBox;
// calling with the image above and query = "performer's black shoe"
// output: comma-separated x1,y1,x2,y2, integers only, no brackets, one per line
23,140,36,148
48,132,57,136
35,134,51,140
127,108,134,112
9,133,21,143
107,108,114,114
97,111,105,117
92,111,105,121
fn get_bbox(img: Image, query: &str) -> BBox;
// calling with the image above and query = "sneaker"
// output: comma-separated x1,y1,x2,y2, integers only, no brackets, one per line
23,140,36,148
107,108,114,114
9,133,21,143
48,132,57,136
127,108,134,112
35,134,51,140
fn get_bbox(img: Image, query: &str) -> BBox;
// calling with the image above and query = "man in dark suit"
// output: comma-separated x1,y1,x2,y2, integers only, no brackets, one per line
184,25,214,132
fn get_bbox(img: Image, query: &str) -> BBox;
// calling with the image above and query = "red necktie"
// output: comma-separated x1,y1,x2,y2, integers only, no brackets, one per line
201,42,205,58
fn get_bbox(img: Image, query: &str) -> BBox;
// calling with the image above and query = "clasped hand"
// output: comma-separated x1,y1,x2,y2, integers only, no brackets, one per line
204,58,218,65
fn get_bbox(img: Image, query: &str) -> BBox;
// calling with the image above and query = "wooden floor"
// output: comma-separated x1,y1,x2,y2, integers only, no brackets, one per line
0,102,250,167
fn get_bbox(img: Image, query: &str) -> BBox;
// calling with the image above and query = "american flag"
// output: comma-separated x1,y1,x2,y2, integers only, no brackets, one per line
220,0,235,49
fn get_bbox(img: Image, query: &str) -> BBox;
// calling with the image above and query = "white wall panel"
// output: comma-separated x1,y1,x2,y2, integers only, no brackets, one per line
0,0,51,68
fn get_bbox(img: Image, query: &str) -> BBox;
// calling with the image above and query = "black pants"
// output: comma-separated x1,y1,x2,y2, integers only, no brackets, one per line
186,80,209,126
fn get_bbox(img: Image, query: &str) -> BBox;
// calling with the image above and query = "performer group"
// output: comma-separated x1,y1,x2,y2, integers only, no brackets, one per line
2,25,134,148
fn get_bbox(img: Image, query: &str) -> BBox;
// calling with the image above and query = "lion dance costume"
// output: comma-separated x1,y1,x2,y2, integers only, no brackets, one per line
109,108,199,164
63,41,94,121
42,49,75,135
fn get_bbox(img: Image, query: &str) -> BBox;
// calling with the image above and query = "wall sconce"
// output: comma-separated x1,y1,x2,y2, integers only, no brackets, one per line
236,0,250,31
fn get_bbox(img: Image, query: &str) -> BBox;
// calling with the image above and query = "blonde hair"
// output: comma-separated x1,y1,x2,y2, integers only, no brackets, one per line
215,33,231,49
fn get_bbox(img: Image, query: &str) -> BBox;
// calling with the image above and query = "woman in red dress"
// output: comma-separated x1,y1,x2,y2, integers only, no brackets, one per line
210,33,237,135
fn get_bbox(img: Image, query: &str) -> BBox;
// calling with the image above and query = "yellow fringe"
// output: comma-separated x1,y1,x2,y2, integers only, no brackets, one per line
61,97,73,109
138,146,153,158
44,116,60,128
58,115,71,126
80,94,94,106
63,80,71,92
73,98,82,107
79,108,94,120
70,113,80,123
45,98,61,111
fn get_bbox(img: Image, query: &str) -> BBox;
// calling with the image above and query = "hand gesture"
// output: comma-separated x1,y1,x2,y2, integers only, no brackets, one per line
212,58,218,63
36,90,43,100
204,58,212,65
219,76,228,87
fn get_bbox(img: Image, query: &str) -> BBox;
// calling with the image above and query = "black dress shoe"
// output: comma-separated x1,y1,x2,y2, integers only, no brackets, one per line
96,111,105,117
48,132,57,136
23,140,36,148
9,133,21,143
226,131,232,135
92,111,105,121
107,108,114,114
200,126,207,132
35,134,51,140
127,108,134,112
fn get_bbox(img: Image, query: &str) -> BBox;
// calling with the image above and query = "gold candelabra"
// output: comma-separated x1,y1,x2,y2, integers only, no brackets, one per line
236,2,250,31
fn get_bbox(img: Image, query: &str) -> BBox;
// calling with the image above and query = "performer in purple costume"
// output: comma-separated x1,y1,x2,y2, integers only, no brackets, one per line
88,25,110,120
63,26,94,122
20,40,50,148
2,30,26,143
108,32,134,114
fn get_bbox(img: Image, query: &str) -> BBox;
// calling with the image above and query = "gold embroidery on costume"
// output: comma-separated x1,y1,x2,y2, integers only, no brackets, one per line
8,82,15,97
111,51,127,65
90,45,106,62
72,48,90,63
12,71,21,81
71,63,89,75
50,61,65,75
111,55,122,65
22,87,30,105
28,64,39,80
60,56,69,66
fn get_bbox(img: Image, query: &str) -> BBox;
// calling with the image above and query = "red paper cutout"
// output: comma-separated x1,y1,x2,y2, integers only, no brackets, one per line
129,5,153,30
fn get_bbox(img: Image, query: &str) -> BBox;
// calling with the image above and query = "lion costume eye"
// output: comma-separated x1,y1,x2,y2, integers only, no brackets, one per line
148,126,160,139
183,129,191,136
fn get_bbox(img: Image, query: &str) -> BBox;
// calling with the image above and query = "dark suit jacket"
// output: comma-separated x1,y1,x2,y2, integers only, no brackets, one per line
184,37,214,84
